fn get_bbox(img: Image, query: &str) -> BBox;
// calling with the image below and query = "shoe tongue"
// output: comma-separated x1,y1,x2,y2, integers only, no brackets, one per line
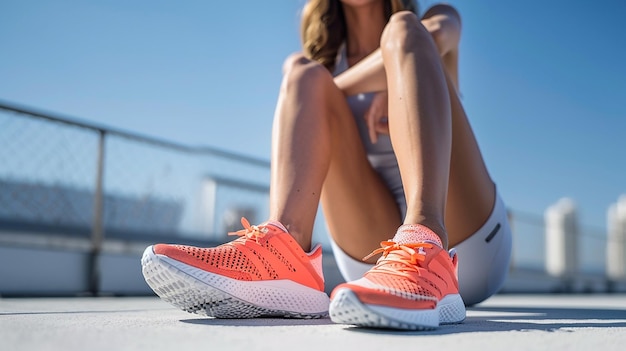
392,224,443,248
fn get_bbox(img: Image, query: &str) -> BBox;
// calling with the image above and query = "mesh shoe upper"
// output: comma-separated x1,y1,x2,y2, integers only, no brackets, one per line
154,218,325,292
330,225,460,310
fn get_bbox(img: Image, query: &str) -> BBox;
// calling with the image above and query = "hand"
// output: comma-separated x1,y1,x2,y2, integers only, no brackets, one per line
364,91,390,144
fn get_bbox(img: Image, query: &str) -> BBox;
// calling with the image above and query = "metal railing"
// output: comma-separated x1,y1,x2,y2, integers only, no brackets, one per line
1,99,274,294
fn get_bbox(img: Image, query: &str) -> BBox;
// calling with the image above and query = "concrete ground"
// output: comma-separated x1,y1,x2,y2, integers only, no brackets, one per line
2,294,626,351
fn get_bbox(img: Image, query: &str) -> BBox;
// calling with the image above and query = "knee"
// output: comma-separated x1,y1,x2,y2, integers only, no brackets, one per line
281,53,330,90
380,11,435,57
282,53,309,76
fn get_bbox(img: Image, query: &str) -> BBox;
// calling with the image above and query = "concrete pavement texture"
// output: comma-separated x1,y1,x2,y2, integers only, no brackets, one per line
1,294,626,351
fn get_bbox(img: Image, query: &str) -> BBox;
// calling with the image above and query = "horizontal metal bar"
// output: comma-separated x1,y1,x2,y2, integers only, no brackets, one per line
0,99,271,167
207,174,271,193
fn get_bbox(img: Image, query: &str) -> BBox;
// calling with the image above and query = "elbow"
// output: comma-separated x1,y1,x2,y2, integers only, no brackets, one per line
423,4,462,24
422,4,462,56
429,25,447,55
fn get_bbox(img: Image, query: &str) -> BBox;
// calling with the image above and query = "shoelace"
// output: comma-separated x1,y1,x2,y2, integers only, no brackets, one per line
363,241,434,278
228,217,269,244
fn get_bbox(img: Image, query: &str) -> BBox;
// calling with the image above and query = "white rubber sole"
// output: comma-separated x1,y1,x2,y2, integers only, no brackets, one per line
141,245,330,318
329,288,466,330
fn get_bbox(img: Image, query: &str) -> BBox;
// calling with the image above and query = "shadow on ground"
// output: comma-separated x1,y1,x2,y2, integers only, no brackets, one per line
345,306,626,335
180,305,626,333
180,317,334,327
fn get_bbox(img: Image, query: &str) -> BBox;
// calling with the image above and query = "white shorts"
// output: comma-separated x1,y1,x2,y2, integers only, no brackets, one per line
329,190,512,306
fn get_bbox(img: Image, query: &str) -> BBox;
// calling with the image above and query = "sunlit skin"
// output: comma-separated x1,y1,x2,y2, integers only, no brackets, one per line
269,0,495,263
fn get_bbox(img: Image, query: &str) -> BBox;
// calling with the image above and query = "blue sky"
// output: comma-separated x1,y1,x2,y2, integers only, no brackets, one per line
1,0,625,233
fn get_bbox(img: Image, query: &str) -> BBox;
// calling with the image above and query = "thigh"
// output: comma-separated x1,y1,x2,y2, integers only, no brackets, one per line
419,5,498,246
320,84,402,263
444,73,497,247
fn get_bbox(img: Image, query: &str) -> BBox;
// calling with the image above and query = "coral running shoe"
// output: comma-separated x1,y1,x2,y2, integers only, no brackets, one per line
141,218,329,318
329,224,465,330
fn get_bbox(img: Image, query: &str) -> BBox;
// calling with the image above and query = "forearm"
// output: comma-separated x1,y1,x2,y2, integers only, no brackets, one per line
333,9,460,97
333,49,387,96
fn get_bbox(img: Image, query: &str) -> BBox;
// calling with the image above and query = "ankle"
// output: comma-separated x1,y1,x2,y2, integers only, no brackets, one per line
289,230,313,252
400,219,448,249
290,232,312,252
268,219,312,252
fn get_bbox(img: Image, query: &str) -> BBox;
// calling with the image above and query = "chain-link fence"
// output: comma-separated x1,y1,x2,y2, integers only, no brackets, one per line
0,109,98,228
0,102,277,241
0,101,282,294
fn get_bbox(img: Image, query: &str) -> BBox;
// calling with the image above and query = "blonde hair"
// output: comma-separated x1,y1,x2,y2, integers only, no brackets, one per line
301,0,418,71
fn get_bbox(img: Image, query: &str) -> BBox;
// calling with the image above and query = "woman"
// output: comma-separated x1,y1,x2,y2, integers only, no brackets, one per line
141,0,512,330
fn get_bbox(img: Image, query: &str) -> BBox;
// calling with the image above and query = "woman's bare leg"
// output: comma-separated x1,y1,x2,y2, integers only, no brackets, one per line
270,10,495,259
270,54,401,259
444,73,496,247
415,6,497,247
380,11,452,247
